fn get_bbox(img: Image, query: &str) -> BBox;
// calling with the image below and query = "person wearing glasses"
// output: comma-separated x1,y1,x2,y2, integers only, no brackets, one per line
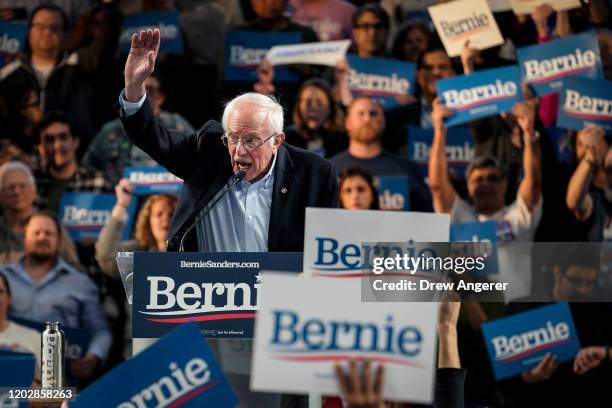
503,242,612,407
119,28,338,252
429,97,542,301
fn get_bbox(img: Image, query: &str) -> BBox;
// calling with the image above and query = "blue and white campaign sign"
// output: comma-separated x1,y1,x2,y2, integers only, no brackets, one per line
119,11,184,54
375,176,410,211
132,252,303,338
0,21,27,67
407,126,475,180
437,66,523,127
450,220,498,275
224,31,301,82
428,0,504,57
517,32,603,96
346,54,416,109
124,165,183,195
266,40,350,67
73,323,238,408
303,208,449,278
59,192,137,242
0,352,35,407
482,303,580,380
251,274,438,403
12,318,90,360
557,77,612,133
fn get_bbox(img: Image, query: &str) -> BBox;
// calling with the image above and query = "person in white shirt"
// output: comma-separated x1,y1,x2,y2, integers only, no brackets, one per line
428,97,543,300
0,272,41,384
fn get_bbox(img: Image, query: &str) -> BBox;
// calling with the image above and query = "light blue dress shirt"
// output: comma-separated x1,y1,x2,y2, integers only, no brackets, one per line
2,258,112,360
119,91,277,252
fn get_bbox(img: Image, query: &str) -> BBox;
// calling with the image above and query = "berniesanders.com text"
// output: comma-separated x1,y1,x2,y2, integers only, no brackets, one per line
180,260,260,269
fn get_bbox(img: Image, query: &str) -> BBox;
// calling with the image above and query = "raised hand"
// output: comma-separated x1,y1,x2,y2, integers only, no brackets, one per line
125,28,160,102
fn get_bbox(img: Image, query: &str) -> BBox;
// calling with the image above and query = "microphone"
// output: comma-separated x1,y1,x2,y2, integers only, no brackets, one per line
178,171,246,252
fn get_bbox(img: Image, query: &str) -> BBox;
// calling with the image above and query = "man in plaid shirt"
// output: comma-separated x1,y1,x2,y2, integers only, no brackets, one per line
34,112,111,212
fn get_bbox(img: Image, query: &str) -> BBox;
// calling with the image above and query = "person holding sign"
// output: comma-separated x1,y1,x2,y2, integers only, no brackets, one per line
565,126,612,241
120,28,338,252
504,243,612,407
429,95,542,301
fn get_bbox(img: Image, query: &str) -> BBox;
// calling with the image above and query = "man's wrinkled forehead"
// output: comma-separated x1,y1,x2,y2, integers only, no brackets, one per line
226,103,269,134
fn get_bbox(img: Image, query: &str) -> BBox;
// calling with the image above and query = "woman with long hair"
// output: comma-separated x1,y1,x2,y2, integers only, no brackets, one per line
338,167,379,210
284,78,348,158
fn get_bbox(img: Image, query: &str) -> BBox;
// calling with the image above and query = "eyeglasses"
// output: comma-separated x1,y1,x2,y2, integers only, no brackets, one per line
562,274,597,287
354,22,386,31
468,174,504,185
221,132,276,151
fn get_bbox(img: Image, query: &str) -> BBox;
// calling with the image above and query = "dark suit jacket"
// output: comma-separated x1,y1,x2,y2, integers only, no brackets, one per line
121,101,338,252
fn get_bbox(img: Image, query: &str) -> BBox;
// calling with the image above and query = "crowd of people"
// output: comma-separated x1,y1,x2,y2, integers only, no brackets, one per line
0,0,612,406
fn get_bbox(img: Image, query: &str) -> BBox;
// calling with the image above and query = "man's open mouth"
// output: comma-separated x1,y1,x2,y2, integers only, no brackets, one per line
237,161,251,171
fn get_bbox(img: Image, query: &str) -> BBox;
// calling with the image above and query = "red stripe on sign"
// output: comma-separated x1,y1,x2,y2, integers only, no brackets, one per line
273,354,424,368
168,380,221,408
454,94,516,111
497,339,573,363
146,313,256,323
530,66,593,85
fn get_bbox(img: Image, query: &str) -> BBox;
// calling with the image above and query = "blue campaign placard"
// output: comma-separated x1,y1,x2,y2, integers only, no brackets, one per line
556,76,612,133
72,322,238,408
346,54,416,109
375,175,410,211
450,220,498,275
481,303,580,380
124,165,183,195
407,126,474,180
12,318,90,360
119,11,184,54
0,21,27,67
132,252,303,338
58,192,137,242
517,32,603,96
224,31,301,82
0,352,35,407
437,66,523,127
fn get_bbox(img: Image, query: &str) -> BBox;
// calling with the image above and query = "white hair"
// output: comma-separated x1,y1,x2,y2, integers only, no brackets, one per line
0,161,36,190
221,93,284,141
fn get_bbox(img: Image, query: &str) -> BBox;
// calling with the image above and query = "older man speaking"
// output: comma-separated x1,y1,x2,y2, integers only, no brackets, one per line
119,29,338,252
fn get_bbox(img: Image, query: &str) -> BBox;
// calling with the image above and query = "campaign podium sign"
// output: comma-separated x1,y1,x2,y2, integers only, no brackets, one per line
303,208,449,277
224,31,301,82
0,352,35,408
73,323,238,408
437,66,523,127
132,252,303,338
0,21,27,68
407,126,474,180
124,165,183,195
428,0,503,57
58,192,137,242
481,303,580,380
450,220,498,275
556,77,612,133
119,11,184,54
251,273,438,403
517,32,603,96
346,55,416,109
375,176,410,211
12,318,90,360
